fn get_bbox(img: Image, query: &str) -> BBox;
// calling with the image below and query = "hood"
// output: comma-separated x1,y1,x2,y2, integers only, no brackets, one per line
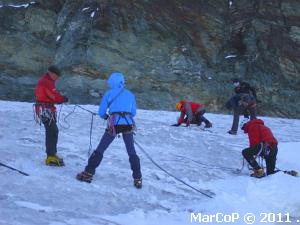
243,118,264,133
107,72,125,89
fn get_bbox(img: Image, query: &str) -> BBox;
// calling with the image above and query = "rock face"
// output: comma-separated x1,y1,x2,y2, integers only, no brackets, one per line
0,0,299,118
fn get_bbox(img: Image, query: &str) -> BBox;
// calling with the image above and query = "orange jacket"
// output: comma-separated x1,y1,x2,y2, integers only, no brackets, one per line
243,119,278,148
178,101,205,124
35,73,65,112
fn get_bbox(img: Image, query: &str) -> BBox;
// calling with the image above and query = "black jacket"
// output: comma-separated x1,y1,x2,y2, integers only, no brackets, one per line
234,82,257,100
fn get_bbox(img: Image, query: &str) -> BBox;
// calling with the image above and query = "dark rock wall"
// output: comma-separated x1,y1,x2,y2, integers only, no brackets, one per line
0,0,299,117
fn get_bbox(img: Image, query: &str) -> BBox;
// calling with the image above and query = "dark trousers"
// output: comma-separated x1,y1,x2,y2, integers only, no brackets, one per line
242,144,278,175
42,118,58,156
231,105,256,132
195,111,211,126
85,127,142,179
184,110,211,126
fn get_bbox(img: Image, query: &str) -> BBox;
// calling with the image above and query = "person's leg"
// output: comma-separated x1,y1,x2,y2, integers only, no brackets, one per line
242,144,262,170
249,106,257,120
122,132,142,180
244,109,250,119
230,106,241,133
42,119,58,156
84,131,115,174
265,145,278,175
195,111,203,126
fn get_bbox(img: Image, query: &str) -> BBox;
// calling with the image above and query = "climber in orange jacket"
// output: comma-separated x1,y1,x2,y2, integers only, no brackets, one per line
34,65,68,167
172,101,212,128
241,118,278,178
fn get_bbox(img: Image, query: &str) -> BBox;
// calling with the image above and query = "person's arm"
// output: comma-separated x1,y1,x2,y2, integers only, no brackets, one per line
131,95,137,117
98,92,109,119
44,87,65,103
177,111,185,125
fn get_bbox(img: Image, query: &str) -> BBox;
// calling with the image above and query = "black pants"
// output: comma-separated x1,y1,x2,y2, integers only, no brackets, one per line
184,110,211,126
42,118,58,156
242,144,278,175
195,111,211,126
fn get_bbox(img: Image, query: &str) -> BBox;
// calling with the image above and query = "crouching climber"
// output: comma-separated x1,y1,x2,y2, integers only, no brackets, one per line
172,101,212,128
241,118,278,178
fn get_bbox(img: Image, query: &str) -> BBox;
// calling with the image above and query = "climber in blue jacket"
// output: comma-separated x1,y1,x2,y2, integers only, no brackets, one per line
76,72,142,189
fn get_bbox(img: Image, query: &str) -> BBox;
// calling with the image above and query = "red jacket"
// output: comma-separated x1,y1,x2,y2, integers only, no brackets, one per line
35,73,65,112
243,119,278,148
178,101,205,124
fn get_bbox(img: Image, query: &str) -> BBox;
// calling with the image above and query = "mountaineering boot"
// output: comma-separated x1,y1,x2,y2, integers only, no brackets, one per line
204,122,212,128
250,169,266,178
45,155,65,167
228,130,237,135
76,171,93,183
134,178,142,189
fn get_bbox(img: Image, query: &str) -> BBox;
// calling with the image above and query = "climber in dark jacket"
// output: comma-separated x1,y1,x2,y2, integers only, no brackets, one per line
226,78,257,134
76,72,142,189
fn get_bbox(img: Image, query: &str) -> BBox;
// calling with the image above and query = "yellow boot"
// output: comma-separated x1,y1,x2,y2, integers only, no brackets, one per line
45,155,65,167
251,169,265,178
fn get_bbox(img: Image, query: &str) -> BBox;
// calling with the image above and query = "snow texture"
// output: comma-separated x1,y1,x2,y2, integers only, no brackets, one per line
0,2,36,9
0,100,299,225
56,35,61,42
82,7,90,12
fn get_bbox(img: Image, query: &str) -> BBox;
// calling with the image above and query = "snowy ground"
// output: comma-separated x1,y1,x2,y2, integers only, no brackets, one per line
0,100,299,225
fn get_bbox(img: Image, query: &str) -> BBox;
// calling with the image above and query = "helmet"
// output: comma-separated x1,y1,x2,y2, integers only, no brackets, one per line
175,102,182,110
240,118,249,130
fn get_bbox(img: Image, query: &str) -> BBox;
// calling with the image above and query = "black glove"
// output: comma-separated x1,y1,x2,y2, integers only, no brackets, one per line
63,96,69,103
103,115,109,120
171,123,180,127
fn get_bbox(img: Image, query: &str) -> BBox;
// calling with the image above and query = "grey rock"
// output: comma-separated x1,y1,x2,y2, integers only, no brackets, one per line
0,0,299,118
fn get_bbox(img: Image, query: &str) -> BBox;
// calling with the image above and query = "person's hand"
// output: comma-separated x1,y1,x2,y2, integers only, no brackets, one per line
63,96,69,103
103,115,109,120
171,123,180,127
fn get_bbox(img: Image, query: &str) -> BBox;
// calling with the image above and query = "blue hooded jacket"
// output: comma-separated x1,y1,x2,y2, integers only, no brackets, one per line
98,72,136,125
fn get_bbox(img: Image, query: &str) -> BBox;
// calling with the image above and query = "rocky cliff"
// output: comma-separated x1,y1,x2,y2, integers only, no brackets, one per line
0,0,299,117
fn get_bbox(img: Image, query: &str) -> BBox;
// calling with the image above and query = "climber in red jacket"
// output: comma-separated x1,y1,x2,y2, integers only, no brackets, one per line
34,65,68,167
241,118,278,178
172,100,212,128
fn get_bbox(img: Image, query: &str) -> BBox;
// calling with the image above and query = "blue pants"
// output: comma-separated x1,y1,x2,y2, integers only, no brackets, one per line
85,130,142,179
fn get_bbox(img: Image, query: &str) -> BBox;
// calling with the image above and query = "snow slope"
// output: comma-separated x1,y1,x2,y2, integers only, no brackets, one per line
0,100,299,225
